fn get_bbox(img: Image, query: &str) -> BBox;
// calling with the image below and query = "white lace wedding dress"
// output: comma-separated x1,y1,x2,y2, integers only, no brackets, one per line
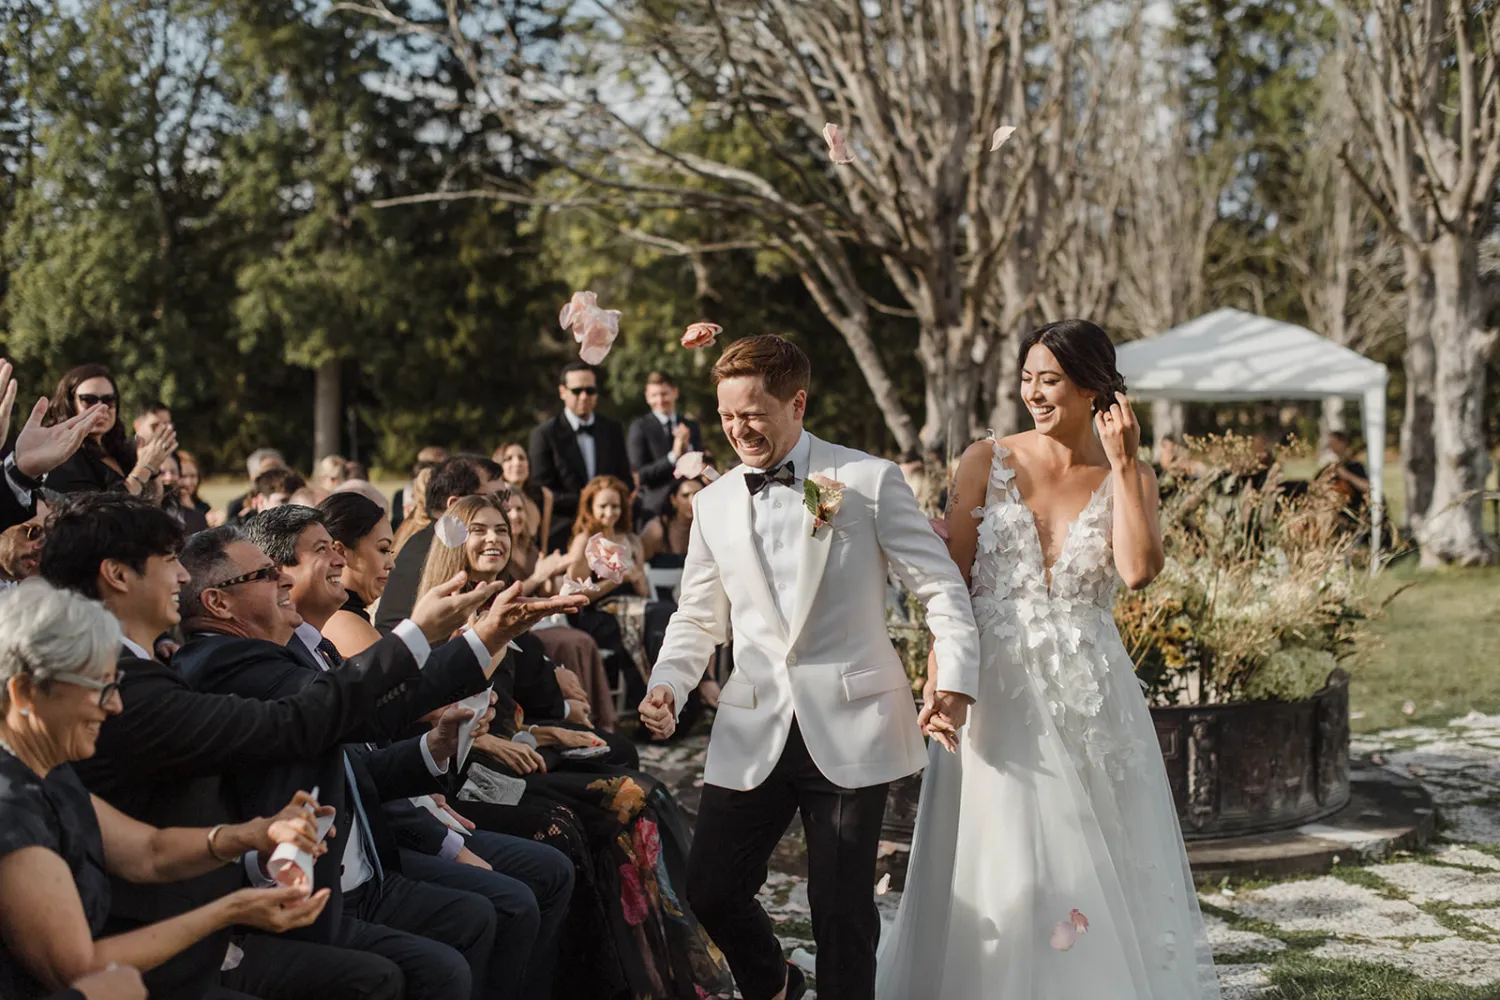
876,442,1220,999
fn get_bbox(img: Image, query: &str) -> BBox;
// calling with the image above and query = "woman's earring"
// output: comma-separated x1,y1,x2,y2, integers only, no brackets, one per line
18,707,30,718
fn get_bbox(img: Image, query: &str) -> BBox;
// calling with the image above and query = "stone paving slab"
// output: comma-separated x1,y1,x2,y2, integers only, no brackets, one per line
639,715,1500,996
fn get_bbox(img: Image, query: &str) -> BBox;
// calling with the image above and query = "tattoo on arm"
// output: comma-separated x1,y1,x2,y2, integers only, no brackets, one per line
944,483,960,518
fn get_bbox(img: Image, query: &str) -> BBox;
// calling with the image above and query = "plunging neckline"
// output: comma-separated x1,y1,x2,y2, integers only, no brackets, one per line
996,446,1112,592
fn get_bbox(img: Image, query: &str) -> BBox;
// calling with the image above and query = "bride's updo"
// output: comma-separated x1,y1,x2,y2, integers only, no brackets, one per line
1017,319,1127,415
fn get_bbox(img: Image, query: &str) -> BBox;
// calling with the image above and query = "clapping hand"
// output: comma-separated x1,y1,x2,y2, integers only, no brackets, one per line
13,396,113,480
1095,392,1140,471
670,422,693,458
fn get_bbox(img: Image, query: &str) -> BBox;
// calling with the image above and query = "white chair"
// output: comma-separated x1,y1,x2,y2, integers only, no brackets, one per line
645,565,684,604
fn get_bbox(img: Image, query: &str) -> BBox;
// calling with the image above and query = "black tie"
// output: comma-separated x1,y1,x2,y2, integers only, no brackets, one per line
317,637,345,668
745,462,796,496
574,423,595,436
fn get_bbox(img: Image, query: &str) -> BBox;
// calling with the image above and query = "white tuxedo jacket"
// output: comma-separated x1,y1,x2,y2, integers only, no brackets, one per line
648,433,980,791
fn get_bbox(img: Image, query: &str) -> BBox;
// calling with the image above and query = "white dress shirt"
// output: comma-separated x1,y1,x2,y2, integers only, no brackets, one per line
655,410,677,433
564,410,598,480
121,637,153,661
749,431,812,630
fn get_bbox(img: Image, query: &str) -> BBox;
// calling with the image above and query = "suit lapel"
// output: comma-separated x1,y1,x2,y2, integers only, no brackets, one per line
788,435,837,645
722,467,788,640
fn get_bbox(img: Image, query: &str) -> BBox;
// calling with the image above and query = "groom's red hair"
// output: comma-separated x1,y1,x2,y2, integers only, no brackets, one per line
712,335,811,402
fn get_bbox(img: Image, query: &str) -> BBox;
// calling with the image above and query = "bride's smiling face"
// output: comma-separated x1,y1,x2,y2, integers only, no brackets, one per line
1021,345,1097,435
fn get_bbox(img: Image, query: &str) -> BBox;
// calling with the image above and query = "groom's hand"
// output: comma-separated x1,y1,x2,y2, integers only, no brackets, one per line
639,686,677,739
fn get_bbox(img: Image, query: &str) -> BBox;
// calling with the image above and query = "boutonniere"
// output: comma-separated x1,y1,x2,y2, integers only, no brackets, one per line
804,473,846,535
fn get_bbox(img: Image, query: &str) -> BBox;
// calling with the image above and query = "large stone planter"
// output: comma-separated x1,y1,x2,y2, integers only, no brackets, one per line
1151,670,1351,840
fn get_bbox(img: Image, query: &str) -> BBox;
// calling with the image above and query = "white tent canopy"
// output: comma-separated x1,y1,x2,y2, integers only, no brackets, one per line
1115,307,1389,560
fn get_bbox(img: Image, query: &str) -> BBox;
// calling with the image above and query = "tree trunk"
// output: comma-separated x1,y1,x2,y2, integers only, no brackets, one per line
984,325,1027,439
314,359,342,462
1418,233,1497,566
1400,248,1437,537
919,327,982,456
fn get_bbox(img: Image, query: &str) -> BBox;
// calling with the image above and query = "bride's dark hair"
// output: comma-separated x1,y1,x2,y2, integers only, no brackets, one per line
1018,319,1127,415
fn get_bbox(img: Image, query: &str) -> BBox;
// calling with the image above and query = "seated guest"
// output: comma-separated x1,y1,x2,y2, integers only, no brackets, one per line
498,493,614,730
254,503,577,1000
377,454,505,632
171,450,212,524
156,455,208,534
640,476,720,718
288,486,330,507
392,446,449,532
225,448,285,523
331,477,391,514
566,475,651,705
174,525,584,1000
393,462,439,553
495,442,553,551
239,466,306,518
0,581,334,1000
42,366,175,499
409,493,733,999
0,513,46,585
314,455,351,492
41,493,522,1000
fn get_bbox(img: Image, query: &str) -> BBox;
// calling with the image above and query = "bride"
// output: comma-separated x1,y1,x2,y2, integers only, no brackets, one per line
877,319,1220,999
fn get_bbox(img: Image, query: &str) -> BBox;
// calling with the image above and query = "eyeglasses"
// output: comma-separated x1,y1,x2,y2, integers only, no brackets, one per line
565,386,600,397
52,669,126,708
208,565,280,589
75,393,119,408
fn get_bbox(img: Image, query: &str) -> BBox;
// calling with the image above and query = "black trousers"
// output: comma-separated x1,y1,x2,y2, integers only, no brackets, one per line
221,934,404,1000
687,720,889,1000
339,873,497,1000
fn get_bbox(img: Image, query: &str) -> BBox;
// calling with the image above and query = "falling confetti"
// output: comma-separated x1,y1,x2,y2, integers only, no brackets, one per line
585,533,630,585
434,514,469,549
875,873,892,895
1402,699,1416,716
1049,921,1077,951
990,124,1017,151
1069,909,1090,935
559,291,622,364
560,577,601,598
681,321,721,349
822,123,855,165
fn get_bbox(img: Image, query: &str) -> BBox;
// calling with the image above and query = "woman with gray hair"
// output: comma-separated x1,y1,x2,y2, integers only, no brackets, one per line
0,581,336,999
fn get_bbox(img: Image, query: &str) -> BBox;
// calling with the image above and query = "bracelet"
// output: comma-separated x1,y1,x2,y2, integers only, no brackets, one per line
135,462,159,477
206,824,241,863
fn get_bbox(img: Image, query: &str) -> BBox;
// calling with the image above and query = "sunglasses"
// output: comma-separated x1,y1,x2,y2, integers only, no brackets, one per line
208,565,280,589
17,524,43,541
52,669,126,708
565,386,600,397
75,393,119,408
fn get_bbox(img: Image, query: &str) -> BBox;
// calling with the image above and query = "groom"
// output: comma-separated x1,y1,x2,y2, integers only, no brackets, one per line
639,335,980,1000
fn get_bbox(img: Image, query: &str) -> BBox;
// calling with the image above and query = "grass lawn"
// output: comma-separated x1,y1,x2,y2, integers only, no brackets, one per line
1351,556,1500,732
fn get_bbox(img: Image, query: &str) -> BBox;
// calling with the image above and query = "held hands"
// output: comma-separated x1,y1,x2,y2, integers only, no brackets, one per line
638,686,677,740
918,652,972,753
1095,392,1140,471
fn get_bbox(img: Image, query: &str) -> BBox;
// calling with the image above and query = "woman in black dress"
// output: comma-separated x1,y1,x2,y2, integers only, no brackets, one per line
40,366,176,499
0,582,331,999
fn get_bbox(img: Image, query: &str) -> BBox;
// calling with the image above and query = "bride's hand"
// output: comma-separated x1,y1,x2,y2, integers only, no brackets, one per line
1095,391,1140,470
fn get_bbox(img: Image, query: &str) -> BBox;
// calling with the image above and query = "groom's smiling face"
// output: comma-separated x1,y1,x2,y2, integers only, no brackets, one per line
717,375,806,470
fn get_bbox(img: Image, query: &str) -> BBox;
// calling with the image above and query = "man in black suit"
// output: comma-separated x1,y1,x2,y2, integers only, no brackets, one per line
528,361,633,552
41,494,580,1000
627,370,704,521
375,454,505,633
250,504,575,1000
172,526,584,1000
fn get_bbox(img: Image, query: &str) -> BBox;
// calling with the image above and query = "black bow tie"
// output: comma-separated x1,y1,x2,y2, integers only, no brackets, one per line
574,422,595,436
745,462,796,496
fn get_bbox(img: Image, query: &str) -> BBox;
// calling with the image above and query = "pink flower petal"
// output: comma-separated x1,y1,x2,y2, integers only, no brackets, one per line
1050,920,1077,951
559,290,621,364
559,577,600,597
822,122,856,165
585,532,631,584
681,321,721,349
433,513,469,549
674,451,707,480
1069,908,1090,934
875,873,892,895
990,125,1017,151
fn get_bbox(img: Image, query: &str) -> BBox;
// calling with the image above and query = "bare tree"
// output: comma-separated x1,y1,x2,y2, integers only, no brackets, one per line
340,0,1141,454
1342,0,1500,565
